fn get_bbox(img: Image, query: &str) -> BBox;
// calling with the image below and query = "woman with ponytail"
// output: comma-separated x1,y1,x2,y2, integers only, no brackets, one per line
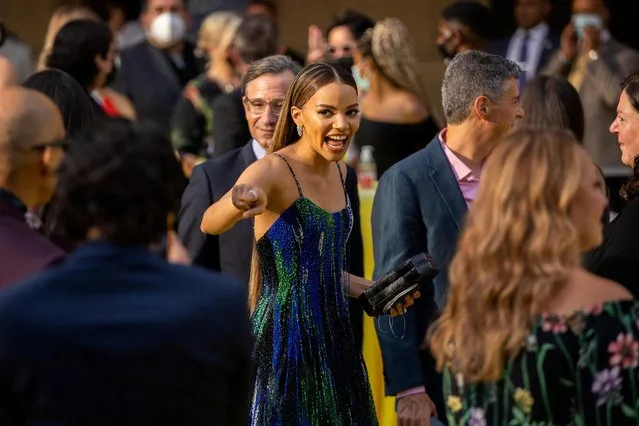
201,62,413,425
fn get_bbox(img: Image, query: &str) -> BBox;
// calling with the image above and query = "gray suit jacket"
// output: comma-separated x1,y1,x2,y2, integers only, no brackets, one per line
372,137,466,416
542,38,639,169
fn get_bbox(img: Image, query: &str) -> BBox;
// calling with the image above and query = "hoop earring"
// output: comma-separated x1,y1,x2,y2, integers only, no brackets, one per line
296,124,303,137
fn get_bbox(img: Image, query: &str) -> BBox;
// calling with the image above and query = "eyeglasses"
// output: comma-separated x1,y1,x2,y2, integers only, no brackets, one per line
244,97,284,116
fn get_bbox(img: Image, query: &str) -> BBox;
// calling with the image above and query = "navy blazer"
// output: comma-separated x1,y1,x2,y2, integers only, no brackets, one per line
372,136,467,403
178,141,257,284
491,30,560,76
0,242,252,425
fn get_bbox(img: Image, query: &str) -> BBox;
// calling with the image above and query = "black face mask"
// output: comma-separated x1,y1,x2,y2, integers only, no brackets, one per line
326,56,355,73
437,43,456,62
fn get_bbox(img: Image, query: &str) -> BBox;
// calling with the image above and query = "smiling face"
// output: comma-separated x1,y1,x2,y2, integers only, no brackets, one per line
291,82,360,162
609,90,639,167
243,71,296,150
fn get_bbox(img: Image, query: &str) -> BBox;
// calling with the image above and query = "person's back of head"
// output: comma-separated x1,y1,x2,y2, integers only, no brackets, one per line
38,5,99,71
195,11,242,59
46,19,113,89
357,17,427,103
0,87,66,208
245,0,278,22
520,75,585,142
232,14,279,67
442,50,521,132
53,118,186,248
440,0,494,52
22,69,97,136
429,128,605,383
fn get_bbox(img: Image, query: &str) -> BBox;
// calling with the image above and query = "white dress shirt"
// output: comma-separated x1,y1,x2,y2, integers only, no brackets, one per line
251,139,267,160
506,22,549,77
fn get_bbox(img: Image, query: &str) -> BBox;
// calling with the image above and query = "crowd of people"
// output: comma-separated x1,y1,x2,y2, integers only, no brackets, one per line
1,0,639,424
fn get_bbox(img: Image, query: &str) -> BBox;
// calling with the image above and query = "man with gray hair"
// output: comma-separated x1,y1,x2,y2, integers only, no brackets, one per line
179,55,300,284
372,51,523,425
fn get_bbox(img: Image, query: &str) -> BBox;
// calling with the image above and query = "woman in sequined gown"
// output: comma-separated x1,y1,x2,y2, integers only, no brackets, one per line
201,63,412,425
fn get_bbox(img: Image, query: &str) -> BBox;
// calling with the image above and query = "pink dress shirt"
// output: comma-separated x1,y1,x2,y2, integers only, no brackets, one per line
439,128,481,209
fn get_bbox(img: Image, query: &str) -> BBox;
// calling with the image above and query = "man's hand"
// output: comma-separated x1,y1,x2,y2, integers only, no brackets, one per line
397,393,438,426
306,25,326,64
560,23,578,62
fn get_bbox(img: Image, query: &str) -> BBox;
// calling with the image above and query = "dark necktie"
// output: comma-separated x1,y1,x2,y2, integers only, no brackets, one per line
518,31,530,89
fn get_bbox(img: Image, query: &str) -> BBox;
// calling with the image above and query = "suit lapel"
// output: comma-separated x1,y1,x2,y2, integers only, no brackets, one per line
144,42,182,92
425,140,467,230
240,141,258,168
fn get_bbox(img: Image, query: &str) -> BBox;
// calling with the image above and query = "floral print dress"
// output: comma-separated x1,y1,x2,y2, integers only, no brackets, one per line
444,300,639,426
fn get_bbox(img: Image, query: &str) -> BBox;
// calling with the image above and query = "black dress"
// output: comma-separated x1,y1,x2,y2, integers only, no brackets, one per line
585,196,639,298
444,300,639,425
354,117,439,177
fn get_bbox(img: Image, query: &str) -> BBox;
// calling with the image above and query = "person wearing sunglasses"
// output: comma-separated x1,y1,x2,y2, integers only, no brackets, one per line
0,86,67,287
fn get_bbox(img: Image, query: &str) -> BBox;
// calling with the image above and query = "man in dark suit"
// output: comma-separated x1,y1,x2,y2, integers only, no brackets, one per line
112,0,200,131
180,55,366,347
491,0,559,90
0,87,66,287
211,14,280,157
0,118,252,425
372,51,523,425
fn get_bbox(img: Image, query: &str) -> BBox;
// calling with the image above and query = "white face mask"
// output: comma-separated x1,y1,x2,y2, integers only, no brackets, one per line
148,12,186,47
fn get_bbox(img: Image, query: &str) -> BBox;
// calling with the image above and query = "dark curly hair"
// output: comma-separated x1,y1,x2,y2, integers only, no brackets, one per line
619,73,639,201
326,10,374,41
53,118,186,247
46,19,112,89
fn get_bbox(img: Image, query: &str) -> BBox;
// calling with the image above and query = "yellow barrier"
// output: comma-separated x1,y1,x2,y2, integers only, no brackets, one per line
359,185,397,426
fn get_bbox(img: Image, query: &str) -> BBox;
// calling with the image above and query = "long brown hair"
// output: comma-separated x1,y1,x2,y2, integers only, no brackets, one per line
428,128,589,383
248,62,358,311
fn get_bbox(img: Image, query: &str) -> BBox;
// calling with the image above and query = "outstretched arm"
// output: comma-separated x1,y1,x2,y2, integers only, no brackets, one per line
200,158,275,235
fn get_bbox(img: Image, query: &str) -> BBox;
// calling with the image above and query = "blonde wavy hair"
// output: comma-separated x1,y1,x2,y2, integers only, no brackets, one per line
357,17,428,104
195,11,242,60
38,6,99,71
429,128,589,383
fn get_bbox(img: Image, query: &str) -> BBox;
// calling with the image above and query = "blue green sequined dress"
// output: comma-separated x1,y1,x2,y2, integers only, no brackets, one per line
250,154,377,425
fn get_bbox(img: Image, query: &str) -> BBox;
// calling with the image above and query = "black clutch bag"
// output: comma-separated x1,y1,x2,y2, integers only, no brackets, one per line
358,253,438,317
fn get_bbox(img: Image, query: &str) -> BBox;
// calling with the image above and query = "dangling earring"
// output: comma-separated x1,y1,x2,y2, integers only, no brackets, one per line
296,124,303,137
